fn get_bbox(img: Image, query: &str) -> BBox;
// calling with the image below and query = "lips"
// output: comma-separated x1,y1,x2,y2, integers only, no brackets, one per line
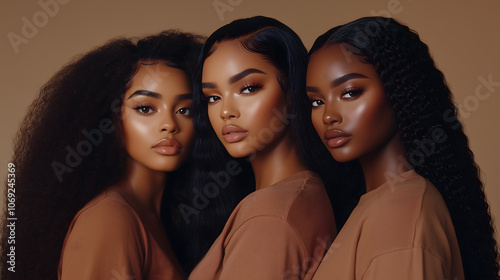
324,129,352,148
152,138,181,155
222,125,248,143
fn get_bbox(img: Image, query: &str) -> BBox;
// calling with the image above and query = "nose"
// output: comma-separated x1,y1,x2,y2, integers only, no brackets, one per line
159,112,178,133
220,98,240,120
323,103,341,125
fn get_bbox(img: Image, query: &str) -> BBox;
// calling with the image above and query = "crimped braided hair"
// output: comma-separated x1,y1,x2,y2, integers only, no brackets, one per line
0,30,203,280
310,16,499,279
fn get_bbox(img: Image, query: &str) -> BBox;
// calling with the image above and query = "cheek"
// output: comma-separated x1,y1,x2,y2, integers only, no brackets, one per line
348,98,395,144
311,109,325,135
179,120,195,145
207,104,222,132
122,112,152,147
247,87,286,127
344,103,371,132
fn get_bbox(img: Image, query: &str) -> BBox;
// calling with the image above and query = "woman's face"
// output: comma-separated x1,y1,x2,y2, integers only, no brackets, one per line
121,61,194,171
306,44,396,162
201,40,288,158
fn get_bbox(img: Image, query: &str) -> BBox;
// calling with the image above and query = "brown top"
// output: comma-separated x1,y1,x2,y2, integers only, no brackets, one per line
312,170,464,280
58,188,183,280
188,170,336,280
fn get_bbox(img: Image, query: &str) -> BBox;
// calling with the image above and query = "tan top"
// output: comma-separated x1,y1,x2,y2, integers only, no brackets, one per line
58,188,183,280
189,170,336,280
312,170,464,280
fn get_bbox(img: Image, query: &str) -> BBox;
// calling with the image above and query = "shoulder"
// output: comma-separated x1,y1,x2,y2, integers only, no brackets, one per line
59,189,150,279
360,170,455,255
368,171,449,224
366,170,430,220
67,188,144,240
228,171,335,243
237,171,330,220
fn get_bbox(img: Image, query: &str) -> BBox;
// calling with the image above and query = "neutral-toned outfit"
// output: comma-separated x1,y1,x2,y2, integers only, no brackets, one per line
58,188,183,280
189,170,336,280
312,170,464,280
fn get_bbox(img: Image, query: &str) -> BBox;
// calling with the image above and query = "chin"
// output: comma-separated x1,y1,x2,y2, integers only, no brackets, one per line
328,150,356,163
224,144,257,159
153,163,183,172
146,157,186,172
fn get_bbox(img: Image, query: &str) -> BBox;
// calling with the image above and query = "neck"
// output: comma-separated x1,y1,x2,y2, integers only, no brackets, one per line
360,134,412,192
250,132,307,190
116,157,167,216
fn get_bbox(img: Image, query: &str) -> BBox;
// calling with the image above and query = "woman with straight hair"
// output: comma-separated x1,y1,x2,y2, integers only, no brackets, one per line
186,16,337,279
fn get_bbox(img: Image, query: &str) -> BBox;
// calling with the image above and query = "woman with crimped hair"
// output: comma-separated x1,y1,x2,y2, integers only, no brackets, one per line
0,31,203,279
185,16,342,279
306,17,499,279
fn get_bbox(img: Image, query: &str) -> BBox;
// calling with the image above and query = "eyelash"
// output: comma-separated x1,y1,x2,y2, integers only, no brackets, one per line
309,87,364,107
310,99,324,108
177,107,192,117
133,104,192,117
341,88,363,99
240,83,263,94
205,82,263,103
207,96,220,103
133,104,155,114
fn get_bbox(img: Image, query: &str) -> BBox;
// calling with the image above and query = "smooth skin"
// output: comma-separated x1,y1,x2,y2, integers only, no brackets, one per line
306,44,411,192
119,61,194,277
201,40,306,190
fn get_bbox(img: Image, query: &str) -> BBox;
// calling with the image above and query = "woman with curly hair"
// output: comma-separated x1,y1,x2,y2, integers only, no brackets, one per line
0,31,203,279
184,16,339,279
306,17,499,279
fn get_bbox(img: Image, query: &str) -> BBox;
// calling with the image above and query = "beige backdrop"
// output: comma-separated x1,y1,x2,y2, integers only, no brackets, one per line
1,0,499,245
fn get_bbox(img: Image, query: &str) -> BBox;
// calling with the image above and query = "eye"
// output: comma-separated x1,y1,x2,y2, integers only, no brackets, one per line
241,83,263,94
177,107,192,116
133,105,154,114
341,88,363,99
207,96,221,103
311,99,324,107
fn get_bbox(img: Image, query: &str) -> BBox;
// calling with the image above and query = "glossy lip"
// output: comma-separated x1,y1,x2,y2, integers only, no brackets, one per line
324,129,352,148
152,138,181,155
222,125,248,143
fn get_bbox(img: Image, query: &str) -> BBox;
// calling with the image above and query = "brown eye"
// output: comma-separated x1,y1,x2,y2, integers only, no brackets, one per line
177,107,192,116
241,83,263,94
207,96,221,103
341,88,363,99
134,105,154,114
311,99,324,107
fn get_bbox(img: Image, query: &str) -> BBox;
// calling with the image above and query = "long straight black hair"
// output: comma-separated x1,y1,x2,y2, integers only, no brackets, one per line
171,16,364,273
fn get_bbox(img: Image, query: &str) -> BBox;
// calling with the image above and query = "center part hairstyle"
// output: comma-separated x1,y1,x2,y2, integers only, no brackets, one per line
177,15,357,273
0,31,203,280
309,16,499,279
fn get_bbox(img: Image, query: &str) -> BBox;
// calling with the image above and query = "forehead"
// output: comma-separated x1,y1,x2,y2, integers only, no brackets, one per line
125,62,190,96
202,40,277,77
308,44,377,79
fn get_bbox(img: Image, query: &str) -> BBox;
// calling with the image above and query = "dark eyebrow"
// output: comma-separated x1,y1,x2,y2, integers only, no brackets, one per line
201,82,216,89
306,86,319,93
127,90,161,100
177,93,192,100
331,73,369,88
229,68,266,84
